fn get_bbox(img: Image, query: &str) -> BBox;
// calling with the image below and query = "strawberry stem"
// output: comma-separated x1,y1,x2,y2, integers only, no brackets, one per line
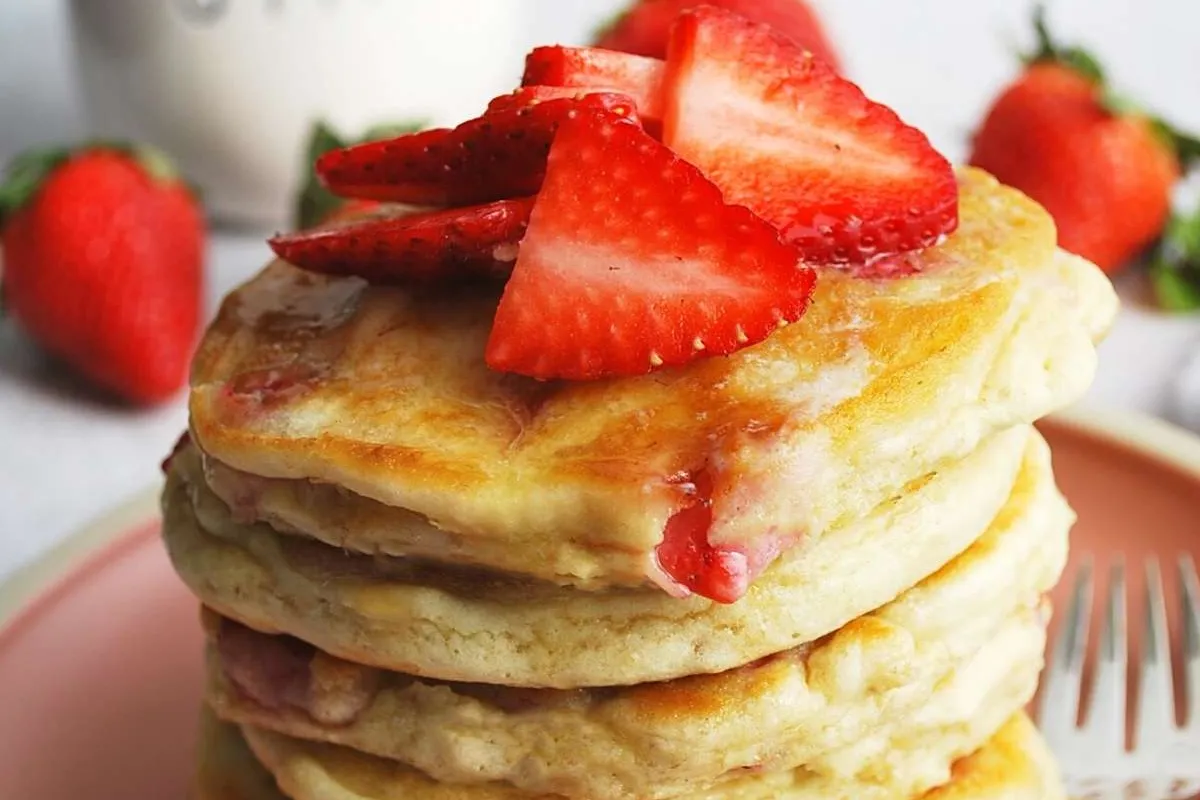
1026,4,1105,84
1172,130,1200,170
129,143,180,183
0,141,196,226
1029,6,1200,169
1135,113,1200,170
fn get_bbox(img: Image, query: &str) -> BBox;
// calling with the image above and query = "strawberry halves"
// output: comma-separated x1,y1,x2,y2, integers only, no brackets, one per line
268,198,534,283
316,94,640,207
663,7,957,266
485,109,816,381
521,46,666,124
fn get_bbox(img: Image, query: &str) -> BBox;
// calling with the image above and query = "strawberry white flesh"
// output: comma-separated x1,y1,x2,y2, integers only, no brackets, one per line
663,6,958,265
522,46,666,123
485,109,816,381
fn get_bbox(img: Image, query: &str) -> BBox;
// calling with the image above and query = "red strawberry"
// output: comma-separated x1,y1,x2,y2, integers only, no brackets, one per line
521,46,665,123
662,7,957,265
316,94,639,207
268,198,533,283
969,10,1197,274
0,146,204,405
486,86,601,114
655,469,743,602
485,110,816,381
295,120,424,229
595,0,841,72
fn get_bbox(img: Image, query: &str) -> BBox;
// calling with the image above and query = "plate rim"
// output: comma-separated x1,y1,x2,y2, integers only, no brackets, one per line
1,405,1197,641
0,486,161,644
1045,404,1200,480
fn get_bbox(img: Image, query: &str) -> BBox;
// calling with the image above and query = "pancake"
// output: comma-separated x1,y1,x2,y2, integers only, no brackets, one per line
195,711,1061,800
201,437,1065,800
195,708,286,800
924,715,1064,800
187,168,1115,597
164,425,1053,688
231,649,1045,800
207,609,1046,800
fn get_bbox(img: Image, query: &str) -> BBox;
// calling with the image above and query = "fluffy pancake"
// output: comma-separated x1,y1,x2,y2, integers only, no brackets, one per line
165,425,1051,688
201,438,1065,800
188,169,1115,596
195,707,285,800
924,715,1064,800
207,612,1045,800
232,649,1044,800
195,711,1061,800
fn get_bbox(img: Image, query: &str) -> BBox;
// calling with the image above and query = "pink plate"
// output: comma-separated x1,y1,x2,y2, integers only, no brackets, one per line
0,408,1197,799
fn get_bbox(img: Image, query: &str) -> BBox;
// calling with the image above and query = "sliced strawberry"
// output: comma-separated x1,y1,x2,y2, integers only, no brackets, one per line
316,94,639,206
663,7,957,265
521,46,665,123
595,0,841,72
268,198,533,283
486,86,605,114
486,85,657,136
485,110,816,381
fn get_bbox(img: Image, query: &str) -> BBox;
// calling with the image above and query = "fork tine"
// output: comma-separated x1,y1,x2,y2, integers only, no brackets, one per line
1039,559,1093,735
1082,559,1127,753
1179,555,1200,729
1136,558,1176,746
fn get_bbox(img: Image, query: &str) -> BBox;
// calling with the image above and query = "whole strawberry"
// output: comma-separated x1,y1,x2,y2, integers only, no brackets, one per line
969,9,1199,274
0,146,204,404
594,0,841,71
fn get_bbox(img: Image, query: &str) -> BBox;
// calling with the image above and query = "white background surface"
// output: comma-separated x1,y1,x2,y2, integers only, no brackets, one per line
1,0,1199,581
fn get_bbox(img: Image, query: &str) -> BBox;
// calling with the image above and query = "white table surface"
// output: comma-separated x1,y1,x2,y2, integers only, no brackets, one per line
2,0,1200,583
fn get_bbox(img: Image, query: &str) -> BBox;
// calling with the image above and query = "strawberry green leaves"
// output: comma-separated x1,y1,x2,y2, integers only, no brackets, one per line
1150,202,1200,311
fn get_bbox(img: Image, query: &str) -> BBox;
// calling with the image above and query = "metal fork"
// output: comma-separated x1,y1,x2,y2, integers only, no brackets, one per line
1039,556,1200,799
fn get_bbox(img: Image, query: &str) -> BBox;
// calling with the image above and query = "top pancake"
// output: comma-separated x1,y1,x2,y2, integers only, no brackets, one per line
190,168,1115,591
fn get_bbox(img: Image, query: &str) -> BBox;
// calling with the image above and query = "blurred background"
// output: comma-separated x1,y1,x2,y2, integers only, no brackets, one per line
5,1,1199,206
1,0,1199,579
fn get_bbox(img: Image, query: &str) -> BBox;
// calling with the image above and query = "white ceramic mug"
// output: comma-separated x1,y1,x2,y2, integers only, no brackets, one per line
68,0,529,226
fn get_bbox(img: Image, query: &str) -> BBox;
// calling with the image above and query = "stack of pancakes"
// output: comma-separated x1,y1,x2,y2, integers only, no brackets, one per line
165,169,1117,800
